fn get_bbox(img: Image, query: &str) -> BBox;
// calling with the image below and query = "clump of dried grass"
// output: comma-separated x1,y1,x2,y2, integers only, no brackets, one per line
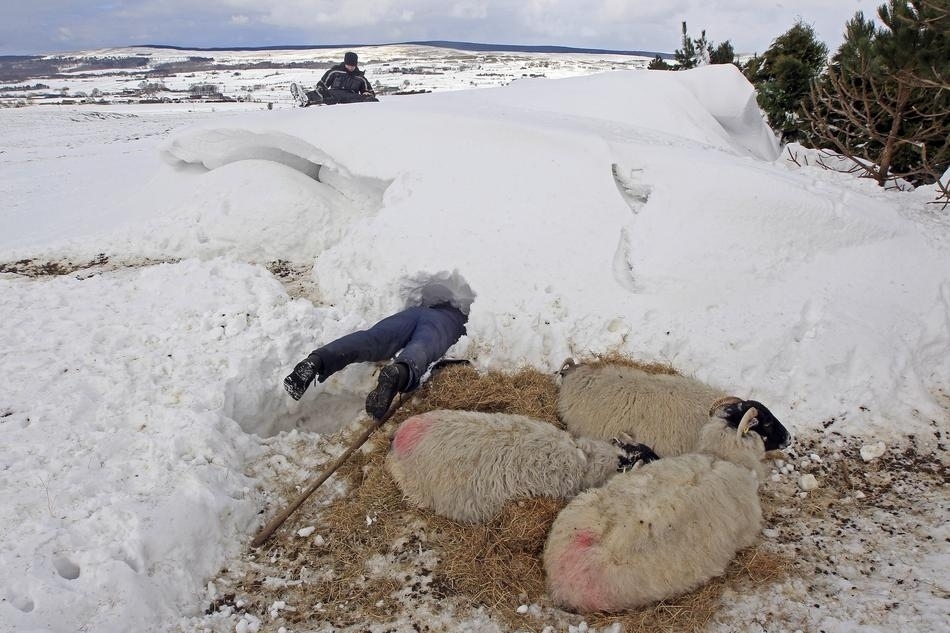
412,363,561,422
430,497,565,611
240,359,790,632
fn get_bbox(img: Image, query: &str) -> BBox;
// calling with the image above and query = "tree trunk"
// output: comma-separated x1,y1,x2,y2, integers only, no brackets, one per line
876,84,912,185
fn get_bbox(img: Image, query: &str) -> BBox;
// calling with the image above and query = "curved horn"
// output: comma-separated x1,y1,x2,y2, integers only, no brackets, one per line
737,407,759,439
557,357,578,376
709,396,742,417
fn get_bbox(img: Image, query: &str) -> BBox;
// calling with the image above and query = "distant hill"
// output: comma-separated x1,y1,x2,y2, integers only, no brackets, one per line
139,41,673,59
406,40,671,59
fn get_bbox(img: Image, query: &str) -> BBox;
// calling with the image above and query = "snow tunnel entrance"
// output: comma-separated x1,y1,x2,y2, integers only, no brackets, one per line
160,128,388,208
400,270,476,315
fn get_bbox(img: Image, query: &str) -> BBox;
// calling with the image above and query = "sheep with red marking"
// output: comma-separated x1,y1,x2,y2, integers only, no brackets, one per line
543,400,770,612
385,409,650,523
557,360,790,456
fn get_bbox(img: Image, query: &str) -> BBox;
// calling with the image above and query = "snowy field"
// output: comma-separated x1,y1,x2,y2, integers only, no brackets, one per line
0,44,651,108
1,45,948,633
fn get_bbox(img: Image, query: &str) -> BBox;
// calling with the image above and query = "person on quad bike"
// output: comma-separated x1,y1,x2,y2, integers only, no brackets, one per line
291,51,378,106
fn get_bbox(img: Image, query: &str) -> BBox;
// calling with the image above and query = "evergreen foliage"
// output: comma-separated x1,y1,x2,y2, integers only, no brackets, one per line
804,0,949,188
743,21,828,141
674,22,698,69
673,22,735,70
710,41,737,66
693,29,712,66
648,55,672,71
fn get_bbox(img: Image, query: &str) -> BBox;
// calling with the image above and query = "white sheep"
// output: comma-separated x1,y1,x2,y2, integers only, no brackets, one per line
385,409,649,523
543,402,769,612
557,361,790,456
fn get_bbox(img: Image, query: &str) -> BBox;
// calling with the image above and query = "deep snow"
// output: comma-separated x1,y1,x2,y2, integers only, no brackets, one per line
0,53,947,633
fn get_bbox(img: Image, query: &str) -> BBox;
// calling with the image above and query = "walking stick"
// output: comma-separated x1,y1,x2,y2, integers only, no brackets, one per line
250,395,404,548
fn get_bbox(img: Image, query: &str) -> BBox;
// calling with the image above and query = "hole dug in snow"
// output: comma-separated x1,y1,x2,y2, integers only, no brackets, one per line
222,357,372,439
399,270,476,315
232,271,478,439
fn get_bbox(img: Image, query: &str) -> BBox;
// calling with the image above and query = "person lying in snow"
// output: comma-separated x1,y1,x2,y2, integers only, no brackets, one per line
283,302,468,418
290,51,378,106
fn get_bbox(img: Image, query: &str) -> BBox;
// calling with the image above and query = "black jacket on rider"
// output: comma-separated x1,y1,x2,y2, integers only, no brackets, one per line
319,63,374,96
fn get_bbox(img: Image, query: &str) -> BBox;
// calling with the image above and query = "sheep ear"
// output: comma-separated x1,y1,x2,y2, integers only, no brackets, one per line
709,396,742,418
737,407,760,438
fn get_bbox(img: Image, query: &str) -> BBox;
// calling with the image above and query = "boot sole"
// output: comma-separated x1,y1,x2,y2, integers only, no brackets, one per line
365,365,401,419
290,83,308,107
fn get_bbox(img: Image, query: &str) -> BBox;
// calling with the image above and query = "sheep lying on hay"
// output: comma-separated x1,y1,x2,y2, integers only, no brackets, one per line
386,409,656,523
242,364,788,632
557,359,791,456
544,399,778,612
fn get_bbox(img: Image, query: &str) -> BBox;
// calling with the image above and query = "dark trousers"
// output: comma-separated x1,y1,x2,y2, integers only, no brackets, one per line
307,88,378,105
325,89,378,104
314,306,466,390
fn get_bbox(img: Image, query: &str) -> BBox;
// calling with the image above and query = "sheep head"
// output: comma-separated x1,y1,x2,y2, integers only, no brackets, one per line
737,407,759,439
612,436,661,471
710,397,792,451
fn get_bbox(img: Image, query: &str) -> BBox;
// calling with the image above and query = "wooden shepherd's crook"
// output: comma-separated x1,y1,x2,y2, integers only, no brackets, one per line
250,395,403,548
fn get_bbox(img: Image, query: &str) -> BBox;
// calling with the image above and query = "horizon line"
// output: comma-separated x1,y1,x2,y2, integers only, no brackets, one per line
6,40,674,59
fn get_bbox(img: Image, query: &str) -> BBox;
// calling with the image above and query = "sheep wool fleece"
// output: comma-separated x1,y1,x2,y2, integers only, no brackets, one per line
544,418,764,611
543,425,764,611
386,409,624,523
557,364,725,457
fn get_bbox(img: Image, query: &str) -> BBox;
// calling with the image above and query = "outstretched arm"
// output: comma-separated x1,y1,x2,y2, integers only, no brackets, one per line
360,75,375,96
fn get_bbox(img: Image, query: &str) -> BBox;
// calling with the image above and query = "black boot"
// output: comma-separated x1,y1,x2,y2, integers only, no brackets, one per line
283,353,323,401
365,363,409,419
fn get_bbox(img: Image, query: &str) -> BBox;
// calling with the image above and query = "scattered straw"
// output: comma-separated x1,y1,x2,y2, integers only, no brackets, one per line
235,359,791,631
577,351,679,375
412,363,561,422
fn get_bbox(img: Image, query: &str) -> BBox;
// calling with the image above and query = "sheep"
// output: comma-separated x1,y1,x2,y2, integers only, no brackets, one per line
557,360,790,456
543,401,770,612
385,409,656,523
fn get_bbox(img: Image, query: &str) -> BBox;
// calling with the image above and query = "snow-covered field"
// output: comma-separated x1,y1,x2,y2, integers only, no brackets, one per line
0,44,651,108
1,46,947,633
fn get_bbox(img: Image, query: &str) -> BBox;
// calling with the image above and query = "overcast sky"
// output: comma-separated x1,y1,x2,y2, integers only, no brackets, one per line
1,1,886,57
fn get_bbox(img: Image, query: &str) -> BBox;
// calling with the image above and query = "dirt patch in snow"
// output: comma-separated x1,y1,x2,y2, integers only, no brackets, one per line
0,256,324,306
266,259,320,302
0,254,181,278
0,254,112,277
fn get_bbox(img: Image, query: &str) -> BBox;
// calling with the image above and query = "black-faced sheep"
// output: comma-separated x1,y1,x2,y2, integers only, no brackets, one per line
385,409,653,523
557,361,790,456
543,402,770,612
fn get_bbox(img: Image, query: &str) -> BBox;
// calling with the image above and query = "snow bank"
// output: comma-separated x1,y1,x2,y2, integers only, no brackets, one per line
0,259,330,631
